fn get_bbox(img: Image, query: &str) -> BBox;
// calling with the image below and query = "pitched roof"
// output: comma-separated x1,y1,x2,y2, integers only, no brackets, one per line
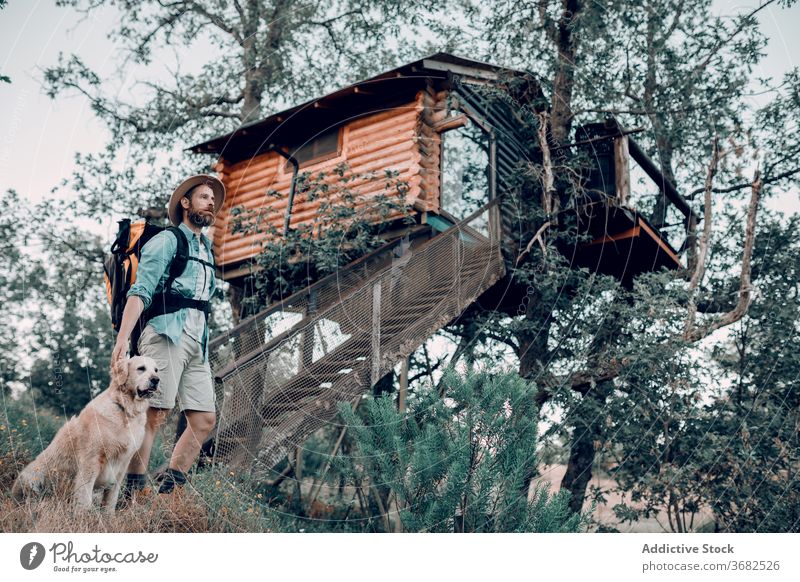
189,53,527,162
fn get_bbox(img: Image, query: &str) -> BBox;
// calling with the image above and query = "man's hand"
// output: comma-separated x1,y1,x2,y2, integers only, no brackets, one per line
112,337,129,366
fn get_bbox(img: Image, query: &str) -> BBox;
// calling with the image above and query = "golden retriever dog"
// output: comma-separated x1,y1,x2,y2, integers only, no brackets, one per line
11,356,160,513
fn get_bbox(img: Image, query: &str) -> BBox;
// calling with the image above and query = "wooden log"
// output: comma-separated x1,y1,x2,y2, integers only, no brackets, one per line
398,357,408,413
227,166,279,190
229,155,419,208
227,155,279,181
433,114,468,133
347,103,419,131
426,109,450,125
348,114,418,139
219,198,414,252
348,108,411,130
219,189,419,254
347,129,417,156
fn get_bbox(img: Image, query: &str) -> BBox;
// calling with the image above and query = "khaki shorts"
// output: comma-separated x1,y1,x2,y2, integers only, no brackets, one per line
137,324,215,413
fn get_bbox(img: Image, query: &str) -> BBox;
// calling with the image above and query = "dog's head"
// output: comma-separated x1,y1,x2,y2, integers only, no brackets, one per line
112,356,160,400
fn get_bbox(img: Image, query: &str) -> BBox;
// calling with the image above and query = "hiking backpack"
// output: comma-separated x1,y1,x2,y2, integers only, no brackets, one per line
103,218,190,329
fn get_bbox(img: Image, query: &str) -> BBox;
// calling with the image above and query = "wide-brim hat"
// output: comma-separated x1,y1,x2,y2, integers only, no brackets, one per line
168,174,226,226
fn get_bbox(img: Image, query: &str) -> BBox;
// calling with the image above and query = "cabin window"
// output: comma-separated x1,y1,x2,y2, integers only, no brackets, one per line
285,125,342,169
440,119,490,235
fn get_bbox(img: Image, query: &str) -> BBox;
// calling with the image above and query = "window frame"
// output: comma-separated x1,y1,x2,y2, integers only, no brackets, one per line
280,125,345,173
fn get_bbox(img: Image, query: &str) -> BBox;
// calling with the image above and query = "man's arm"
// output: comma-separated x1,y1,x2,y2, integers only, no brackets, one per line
112,296,145,363
111,230,177,363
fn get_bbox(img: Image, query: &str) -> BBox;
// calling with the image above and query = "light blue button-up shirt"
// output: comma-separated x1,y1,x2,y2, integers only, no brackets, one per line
127,222,217,363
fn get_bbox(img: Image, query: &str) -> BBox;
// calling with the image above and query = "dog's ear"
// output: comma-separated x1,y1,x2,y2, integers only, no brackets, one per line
112,358,129,388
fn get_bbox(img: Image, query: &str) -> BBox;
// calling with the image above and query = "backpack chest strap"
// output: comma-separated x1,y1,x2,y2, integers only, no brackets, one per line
188,256,215,269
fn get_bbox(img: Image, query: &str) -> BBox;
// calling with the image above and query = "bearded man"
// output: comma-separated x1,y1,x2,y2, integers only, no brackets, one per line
111,174,225,498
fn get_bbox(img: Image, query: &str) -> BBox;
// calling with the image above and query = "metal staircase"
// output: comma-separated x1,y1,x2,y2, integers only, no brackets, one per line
207,198,506,472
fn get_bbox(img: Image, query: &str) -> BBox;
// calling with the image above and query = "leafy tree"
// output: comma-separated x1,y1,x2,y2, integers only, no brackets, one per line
44,0,422,223
5,0,798,533
2,193,114,415
28,299,113,417
405,0,800,522
0,189,32,394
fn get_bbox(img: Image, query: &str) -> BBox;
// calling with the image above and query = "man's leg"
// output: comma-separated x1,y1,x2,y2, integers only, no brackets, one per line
122,323,183,500
157,410,215,494
158,333,216,493
169,410,216,474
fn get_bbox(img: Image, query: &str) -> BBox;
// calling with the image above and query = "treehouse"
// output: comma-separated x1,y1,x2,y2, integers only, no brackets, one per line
190,53,696,471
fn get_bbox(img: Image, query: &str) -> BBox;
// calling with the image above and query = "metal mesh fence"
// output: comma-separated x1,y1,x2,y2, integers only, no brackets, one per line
208,199,506,474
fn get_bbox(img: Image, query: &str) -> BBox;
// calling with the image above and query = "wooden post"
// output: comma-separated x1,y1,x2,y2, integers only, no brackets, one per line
293,446,303,513
371,282,381,386
398,357,409,413
295,446,303,481
300,290,317,370
614,135,631,206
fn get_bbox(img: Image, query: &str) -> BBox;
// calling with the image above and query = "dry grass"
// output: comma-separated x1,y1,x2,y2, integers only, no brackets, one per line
1,395,284,533
0,480,280,533
1,452,276,533
0,489,208,533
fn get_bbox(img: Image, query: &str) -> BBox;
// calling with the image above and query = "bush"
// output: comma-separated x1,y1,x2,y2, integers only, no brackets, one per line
331,369,587,532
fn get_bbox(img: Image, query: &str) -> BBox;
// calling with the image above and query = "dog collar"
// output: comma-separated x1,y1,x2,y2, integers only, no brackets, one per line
113,400,133,418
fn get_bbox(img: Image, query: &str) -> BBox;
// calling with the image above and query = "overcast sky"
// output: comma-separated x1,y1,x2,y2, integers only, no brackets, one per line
1,0,799,243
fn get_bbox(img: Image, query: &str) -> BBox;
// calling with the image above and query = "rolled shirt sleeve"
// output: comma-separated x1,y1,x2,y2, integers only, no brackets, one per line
126,230,177,310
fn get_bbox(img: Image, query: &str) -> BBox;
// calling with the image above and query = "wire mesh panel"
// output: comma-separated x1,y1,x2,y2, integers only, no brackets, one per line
209,200,506,474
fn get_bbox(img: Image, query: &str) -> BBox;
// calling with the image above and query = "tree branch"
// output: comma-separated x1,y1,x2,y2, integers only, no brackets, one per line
684,169,761,342
179,0,243,44
687,166,800,198
690,0,778,74
684,138,720,338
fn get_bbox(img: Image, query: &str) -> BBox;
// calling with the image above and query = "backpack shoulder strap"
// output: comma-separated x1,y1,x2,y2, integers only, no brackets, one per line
164,226,189,292
110,219,131,254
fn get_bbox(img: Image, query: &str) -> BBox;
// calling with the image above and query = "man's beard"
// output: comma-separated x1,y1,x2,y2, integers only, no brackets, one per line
187,207,214,227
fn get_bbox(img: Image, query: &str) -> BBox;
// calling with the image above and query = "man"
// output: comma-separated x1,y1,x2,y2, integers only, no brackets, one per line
111,174,225,498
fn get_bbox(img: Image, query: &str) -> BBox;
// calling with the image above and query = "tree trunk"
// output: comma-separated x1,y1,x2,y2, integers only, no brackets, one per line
549,0,583,146
561,379,612,513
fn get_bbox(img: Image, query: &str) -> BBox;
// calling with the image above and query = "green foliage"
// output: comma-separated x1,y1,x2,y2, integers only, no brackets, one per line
698,213,800,532
584,212,800,533
0,391,63,460
333,369,586,532
42,0,422,224
188,468,284,532
28,300,113,416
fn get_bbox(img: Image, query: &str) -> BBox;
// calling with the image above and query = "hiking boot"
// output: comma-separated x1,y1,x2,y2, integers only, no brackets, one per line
156,468,187,494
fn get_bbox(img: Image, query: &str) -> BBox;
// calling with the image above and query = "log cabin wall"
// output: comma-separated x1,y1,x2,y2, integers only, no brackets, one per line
210,89,453,279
